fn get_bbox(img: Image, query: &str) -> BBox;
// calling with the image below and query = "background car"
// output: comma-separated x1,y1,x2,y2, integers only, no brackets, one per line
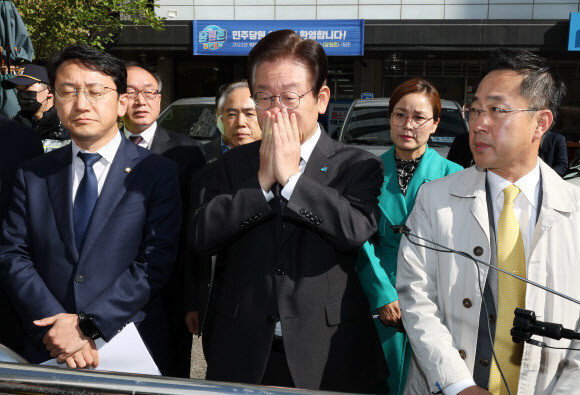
338,98,468,157
157,97,218,143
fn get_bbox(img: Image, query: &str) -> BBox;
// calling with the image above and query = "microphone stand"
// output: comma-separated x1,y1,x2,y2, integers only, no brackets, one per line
392,225,580,306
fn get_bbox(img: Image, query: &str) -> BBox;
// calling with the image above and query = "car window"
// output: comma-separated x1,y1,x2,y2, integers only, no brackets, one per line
342,106,391,146
158,104,219,140
342,103,467,146
434,108,469,143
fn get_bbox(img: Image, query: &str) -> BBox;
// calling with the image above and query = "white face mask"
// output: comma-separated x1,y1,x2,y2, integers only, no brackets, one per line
216,115,225,135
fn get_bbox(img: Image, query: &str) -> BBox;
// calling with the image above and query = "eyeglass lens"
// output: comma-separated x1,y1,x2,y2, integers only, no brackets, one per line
56,83,113,102
253,91,301,110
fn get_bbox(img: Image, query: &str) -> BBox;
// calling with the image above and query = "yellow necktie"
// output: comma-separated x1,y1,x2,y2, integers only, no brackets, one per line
489,185,526,394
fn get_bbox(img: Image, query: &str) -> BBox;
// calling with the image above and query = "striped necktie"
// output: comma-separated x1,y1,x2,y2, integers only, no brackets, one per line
489,184,526,394
129,134,143,145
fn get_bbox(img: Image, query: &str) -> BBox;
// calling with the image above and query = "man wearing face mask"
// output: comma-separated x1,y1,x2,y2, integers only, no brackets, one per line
1,64,70,149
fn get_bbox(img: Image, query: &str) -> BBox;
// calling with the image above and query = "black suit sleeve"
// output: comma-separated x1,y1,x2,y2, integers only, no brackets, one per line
189,153,275,256
183,166,209,312
284,155,383,253
447,133,472,168
551,133,569,177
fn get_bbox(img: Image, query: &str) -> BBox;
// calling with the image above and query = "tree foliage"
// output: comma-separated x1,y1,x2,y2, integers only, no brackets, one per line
13,0,165,61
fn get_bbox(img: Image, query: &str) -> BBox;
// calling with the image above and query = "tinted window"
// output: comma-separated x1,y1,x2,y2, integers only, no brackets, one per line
158,104,218,140
342,102,467,146
342,105,391,145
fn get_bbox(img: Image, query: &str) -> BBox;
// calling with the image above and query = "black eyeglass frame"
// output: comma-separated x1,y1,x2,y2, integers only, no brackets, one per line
126,88,161,101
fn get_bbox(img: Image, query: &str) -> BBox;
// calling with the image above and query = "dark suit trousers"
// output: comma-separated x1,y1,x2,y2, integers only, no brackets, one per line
261,338,295,388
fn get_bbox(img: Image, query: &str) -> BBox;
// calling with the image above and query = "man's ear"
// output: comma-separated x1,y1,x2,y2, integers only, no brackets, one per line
317,85,331,115
117,93,129,118
533,109,553,142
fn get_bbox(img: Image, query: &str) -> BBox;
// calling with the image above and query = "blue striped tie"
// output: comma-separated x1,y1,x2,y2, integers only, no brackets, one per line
73,152,101,252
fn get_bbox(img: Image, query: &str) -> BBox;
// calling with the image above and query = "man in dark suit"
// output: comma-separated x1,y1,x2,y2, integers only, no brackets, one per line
0,45,181,373
539,130,568,176
0,116,43,355
190,30,387,392
120,62,205,377
184,80,261,338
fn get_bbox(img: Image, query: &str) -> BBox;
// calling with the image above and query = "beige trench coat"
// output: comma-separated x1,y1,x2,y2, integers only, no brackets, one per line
397,162,580,394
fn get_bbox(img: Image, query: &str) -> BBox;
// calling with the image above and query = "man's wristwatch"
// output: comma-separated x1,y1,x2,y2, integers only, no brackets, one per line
78,311,102,340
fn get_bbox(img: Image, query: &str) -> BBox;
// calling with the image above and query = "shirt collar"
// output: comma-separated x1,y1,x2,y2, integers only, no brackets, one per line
300,124,321,164
123,121,157,145
220,137,230,153
72,131,122,165
487,159,541,208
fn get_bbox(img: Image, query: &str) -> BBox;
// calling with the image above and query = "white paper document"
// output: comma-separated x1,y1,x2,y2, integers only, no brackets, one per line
41,322,160,375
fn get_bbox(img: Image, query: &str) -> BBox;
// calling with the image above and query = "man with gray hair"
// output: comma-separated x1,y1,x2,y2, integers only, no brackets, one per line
184,80,260,342
397,48,579,395
200,80,261,163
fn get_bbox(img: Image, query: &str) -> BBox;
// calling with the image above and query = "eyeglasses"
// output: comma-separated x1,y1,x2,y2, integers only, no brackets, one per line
464,107,540,123
126,88,160,101
55,83,117,103
391,112,434,128
252,89,314,110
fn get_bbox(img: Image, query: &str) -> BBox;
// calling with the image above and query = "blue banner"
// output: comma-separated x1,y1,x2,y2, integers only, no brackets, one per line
193,20,364,56
569,12,580,51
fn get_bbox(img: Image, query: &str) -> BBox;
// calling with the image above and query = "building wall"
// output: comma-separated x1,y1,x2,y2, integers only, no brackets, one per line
156,1,580,21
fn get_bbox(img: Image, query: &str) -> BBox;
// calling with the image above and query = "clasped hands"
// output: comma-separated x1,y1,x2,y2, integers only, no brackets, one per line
258,109,301,192
34,313,99,369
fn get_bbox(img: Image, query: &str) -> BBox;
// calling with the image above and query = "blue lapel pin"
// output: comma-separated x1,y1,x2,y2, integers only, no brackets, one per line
320,167,328,172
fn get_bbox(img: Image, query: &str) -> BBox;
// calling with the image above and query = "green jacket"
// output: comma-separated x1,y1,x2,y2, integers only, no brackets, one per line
358,145,463,312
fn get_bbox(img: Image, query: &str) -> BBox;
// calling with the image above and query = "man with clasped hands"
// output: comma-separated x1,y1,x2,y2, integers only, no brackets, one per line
190,29,387,391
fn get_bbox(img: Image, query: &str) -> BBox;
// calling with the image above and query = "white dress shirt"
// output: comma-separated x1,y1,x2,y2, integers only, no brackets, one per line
262,124,322,202
123,121,157,149
444,160,541,394
72,132,122,202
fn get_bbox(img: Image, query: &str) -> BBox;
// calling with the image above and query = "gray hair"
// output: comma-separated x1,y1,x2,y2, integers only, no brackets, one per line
216,80,250,115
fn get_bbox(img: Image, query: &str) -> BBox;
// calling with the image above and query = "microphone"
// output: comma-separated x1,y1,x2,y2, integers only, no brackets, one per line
391,225,580,306
511,308,580,345
391,225,411,235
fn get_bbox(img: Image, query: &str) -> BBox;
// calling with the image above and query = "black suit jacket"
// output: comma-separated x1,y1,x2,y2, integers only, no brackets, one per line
0,116,44,355
184,136,223,316
149,126,205,203
190,129,387,391
147,126,205,376
539,131,568,177
447,133,473,168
